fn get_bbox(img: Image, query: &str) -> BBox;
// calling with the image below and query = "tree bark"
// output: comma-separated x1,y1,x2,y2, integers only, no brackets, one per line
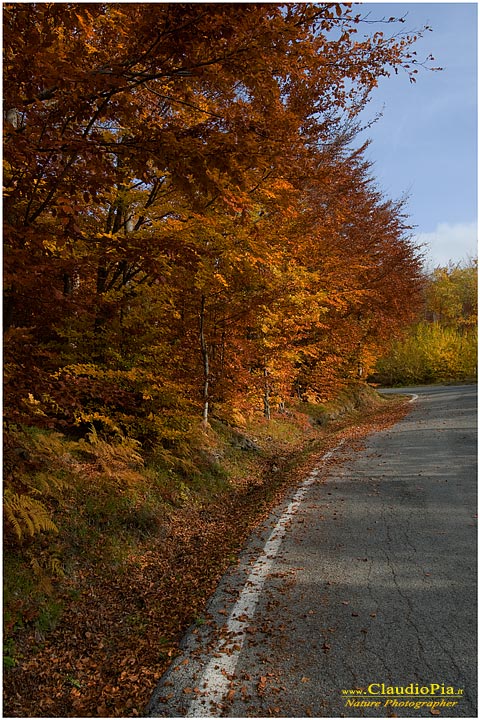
199,295,210,427
263,366,271,421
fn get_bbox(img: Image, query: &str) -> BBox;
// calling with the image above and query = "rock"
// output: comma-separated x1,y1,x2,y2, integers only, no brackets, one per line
231,434,260,452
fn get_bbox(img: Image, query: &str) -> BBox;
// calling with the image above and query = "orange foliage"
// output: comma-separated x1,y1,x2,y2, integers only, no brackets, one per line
4,3,426,434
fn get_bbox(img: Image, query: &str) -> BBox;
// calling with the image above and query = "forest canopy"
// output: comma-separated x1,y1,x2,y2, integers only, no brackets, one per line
4,2,426,444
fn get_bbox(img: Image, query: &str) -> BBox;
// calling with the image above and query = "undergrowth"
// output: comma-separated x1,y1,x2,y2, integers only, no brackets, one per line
3,382,403,717
374,322,477,386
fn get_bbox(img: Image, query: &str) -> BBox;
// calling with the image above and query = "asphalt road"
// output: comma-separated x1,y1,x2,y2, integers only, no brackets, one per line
147,384,477,718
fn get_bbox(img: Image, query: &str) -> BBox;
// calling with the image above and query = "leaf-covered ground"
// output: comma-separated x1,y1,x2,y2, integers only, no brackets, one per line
4,395,410,718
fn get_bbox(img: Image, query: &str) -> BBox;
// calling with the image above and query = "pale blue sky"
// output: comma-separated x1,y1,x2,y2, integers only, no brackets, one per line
355,2,477,269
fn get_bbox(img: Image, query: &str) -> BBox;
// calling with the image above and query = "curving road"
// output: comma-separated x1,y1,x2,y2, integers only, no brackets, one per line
148,384,477,718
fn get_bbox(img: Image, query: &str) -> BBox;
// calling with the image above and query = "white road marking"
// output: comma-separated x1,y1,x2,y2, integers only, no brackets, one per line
408,394,419,402
186,439,346,716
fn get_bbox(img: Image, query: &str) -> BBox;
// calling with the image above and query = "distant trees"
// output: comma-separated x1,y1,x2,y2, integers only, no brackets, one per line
4,3,426,448
425,262,477,329
374,261,478,385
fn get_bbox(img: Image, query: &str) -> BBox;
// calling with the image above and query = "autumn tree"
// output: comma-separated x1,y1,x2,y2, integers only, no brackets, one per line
250,140,424,403
424,261,478,329
4,3,428,438
374,260,478,385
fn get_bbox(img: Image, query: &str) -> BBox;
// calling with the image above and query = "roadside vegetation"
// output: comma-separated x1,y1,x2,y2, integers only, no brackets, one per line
374,261,477,385
4,385,409,717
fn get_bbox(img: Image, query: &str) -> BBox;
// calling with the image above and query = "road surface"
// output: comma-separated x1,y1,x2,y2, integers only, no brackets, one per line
147,384,477,717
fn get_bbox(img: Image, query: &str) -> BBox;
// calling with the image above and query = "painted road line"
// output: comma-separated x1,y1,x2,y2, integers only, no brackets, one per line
186,439,346,717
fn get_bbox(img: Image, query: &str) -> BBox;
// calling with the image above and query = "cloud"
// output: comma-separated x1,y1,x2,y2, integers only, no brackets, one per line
414,221,478,270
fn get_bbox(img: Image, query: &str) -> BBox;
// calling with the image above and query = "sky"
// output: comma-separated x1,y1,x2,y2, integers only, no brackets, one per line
353,1,478,270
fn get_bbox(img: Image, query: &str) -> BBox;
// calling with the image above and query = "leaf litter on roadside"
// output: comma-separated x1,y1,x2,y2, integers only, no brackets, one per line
4,399,410,717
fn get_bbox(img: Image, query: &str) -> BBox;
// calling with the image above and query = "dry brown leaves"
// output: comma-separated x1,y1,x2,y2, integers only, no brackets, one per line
3,398,410,718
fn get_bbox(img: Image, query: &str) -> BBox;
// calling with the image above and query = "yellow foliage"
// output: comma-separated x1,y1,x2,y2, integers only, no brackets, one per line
22,393,46,416
4,489,58,541
78,425,145,485
30,554,64,595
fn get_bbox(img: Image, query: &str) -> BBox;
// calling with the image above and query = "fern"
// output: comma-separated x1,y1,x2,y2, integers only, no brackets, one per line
80,425,144,469
4,489,58,541
27,471,70,498
30,554,64,594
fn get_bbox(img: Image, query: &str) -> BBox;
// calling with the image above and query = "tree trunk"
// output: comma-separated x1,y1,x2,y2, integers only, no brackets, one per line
199,295,210,427
263,366,271,421
356,342,363,378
